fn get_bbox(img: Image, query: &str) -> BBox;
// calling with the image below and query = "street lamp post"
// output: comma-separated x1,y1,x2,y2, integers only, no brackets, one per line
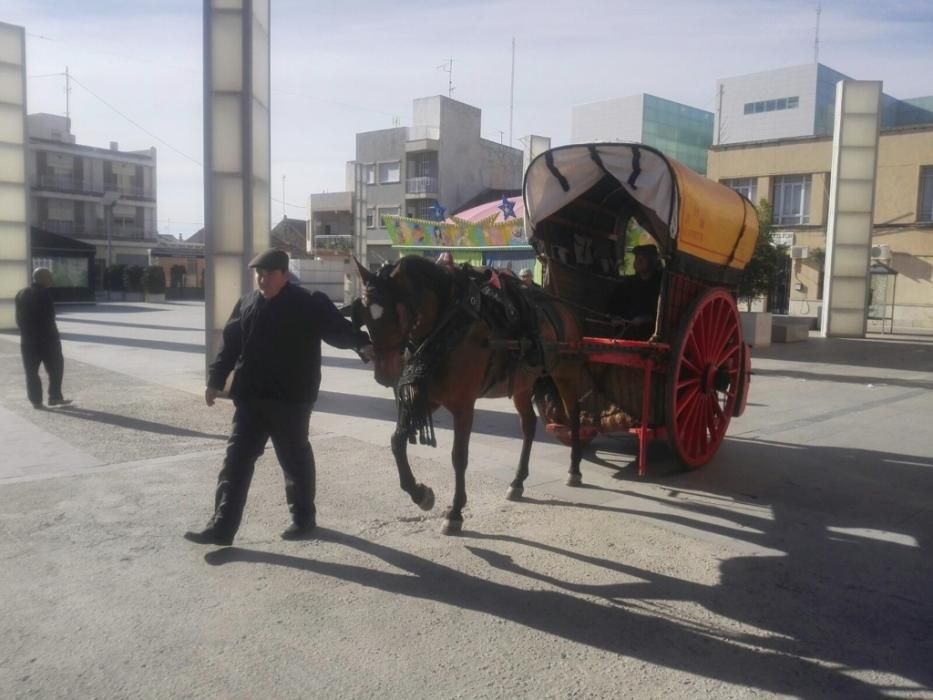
102,190,120,298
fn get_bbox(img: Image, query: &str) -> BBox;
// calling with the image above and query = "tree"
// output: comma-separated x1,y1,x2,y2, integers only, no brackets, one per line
738,198,788,311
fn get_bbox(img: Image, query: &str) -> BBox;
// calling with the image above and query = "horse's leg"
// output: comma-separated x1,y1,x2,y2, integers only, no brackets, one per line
390,425,436,511
442,404,474,535
552,374,584,486
506,386,536,501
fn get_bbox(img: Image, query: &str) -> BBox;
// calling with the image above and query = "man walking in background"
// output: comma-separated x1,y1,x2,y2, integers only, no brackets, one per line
15,268,71,410
184,249,373,546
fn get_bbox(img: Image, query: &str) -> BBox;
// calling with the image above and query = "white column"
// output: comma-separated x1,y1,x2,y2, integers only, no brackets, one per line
0,22,28,330
203,0,271,372
820,80,882,337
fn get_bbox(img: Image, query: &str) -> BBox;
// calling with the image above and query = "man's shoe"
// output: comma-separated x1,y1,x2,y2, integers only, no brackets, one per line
31,402,44,410
183,526,234,546
281,521,316,540
48,398,73,407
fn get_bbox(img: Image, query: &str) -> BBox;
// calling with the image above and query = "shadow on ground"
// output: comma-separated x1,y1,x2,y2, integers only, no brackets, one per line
207,435,933,697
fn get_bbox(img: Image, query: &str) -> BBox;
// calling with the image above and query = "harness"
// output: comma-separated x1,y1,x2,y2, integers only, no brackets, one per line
386,264,552,449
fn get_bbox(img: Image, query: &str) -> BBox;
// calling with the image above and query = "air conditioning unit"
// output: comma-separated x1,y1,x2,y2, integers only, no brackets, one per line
791,246,809,259
871,244,891,260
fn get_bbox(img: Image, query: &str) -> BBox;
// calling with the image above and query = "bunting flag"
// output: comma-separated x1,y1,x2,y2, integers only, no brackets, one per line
384,215,528,248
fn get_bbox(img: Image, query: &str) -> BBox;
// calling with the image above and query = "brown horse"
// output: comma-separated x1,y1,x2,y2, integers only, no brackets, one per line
354,255,587,534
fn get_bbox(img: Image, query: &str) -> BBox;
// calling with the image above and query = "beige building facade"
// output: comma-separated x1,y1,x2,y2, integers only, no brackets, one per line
708,125,933,329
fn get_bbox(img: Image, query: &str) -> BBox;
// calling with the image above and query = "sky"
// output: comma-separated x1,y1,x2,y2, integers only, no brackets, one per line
6,0,933,239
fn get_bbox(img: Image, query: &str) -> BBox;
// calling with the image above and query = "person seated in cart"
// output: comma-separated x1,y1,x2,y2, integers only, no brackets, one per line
607,244,663,339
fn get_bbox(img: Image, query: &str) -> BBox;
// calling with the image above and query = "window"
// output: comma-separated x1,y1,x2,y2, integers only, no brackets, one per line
743,96,800,115
723,177,757,203
376,206,400,228
773,175,811,225
378,161,401,184
47,198,75,221
366,208,375,229
920,166,933,222
363,164,375,185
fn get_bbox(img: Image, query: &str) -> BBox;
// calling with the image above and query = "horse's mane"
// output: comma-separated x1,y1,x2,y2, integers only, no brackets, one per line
392,255,454,304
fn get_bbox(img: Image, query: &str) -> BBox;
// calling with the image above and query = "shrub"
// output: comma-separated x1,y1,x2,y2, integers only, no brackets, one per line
107,264,127,291
738,198,788,311
143,265,166,294
124,265,145,293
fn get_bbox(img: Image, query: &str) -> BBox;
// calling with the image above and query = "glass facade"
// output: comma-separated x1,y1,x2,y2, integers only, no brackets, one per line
641,94,714,174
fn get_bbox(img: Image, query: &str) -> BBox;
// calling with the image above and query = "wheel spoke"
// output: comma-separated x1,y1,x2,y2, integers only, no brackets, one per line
676,383,701,418
677,377,701,391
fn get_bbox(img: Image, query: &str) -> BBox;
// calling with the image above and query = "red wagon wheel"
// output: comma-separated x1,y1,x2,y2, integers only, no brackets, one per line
666,288,743,469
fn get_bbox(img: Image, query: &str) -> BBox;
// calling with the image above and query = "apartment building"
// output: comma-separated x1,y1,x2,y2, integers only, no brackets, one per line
308,95,523,268
708,124,933,329
571,94,714,174
27,113,158,282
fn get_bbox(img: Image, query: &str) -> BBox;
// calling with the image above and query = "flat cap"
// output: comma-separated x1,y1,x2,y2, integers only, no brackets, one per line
248,248,289,270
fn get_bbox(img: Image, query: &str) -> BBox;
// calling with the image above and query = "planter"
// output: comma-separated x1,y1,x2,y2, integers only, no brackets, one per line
124,292,144,302
106,291,125,301
740,311,772,348
145,293,166,303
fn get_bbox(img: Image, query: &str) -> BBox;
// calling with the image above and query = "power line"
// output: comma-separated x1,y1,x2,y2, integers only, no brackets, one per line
67,73,203,167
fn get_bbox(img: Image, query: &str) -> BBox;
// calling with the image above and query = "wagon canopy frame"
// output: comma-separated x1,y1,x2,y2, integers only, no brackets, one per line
523,143,759,281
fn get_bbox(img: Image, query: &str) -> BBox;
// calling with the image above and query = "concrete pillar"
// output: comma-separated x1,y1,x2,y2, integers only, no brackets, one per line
820,80,882,337
0,22,29,330
203,0,271,373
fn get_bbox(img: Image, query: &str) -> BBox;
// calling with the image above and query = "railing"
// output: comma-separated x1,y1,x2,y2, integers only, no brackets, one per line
42,220,85,235
111,224,147,240
103,179,154,199
36,174,82,192
406,176,438,195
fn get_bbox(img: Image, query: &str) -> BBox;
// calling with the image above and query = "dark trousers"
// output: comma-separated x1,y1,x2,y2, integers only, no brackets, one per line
21,337,64,406
212,399,315,535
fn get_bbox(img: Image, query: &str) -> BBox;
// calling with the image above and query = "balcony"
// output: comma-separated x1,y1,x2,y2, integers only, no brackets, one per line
406,176,438,196
34,174,85,194
41,220,87,236
111,224,148,240
103,179,155,200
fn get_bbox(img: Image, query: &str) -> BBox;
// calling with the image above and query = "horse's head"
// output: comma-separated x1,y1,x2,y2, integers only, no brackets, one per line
354,256,452,388
354,259,413,387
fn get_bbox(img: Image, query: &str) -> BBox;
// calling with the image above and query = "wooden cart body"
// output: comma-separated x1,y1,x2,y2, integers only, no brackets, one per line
523,143,760,473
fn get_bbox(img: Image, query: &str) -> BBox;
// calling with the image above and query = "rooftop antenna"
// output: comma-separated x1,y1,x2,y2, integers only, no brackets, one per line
814,1,822,64
281,174,287,222
65,66,71,121
438,58,454,97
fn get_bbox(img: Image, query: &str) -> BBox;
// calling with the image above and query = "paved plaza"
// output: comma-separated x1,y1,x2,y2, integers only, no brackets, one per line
1,301,932,699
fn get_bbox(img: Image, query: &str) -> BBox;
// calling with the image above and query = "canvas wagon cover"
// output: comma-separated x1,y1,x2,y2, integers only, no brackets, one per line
523,143,759,272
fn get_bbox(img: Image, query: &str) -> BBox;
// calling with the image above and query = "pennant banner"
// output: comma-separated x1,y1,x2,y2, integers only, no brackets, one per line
385,216,527,248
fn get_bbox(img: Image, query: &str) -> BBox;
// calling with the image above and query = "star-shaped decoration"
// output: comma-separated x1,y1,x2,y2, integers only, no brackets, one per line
498,196,517,220
429,201,446,221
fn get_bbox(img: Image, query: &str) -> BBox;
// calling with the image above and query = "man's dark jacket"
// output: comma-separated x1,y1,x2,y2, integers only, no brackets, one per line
208,283,369,403
15,284,59,344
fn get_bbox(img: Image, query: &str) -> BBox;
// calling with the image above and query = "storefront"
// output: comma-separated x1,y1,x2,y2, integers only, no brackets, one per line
30,227,96,303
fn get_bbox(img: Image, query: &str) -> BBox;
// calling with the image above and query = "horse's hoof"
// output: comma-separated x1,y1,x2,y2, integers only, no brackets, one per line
441,518,463,535
506,486,524,501
418,486,435,511
566,473,582,487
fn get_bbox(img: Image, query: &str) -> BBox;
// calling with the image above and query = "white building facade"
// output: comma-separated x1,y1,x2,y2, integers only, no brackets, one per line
308,95,523,268
27,113,158,280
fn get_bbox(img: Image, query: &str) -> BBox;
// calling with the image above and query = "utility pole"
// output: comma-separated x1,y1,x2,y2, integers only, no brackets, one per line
814,1,822,63
509,37,515,148
716,83,724,145
281,174,287,222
